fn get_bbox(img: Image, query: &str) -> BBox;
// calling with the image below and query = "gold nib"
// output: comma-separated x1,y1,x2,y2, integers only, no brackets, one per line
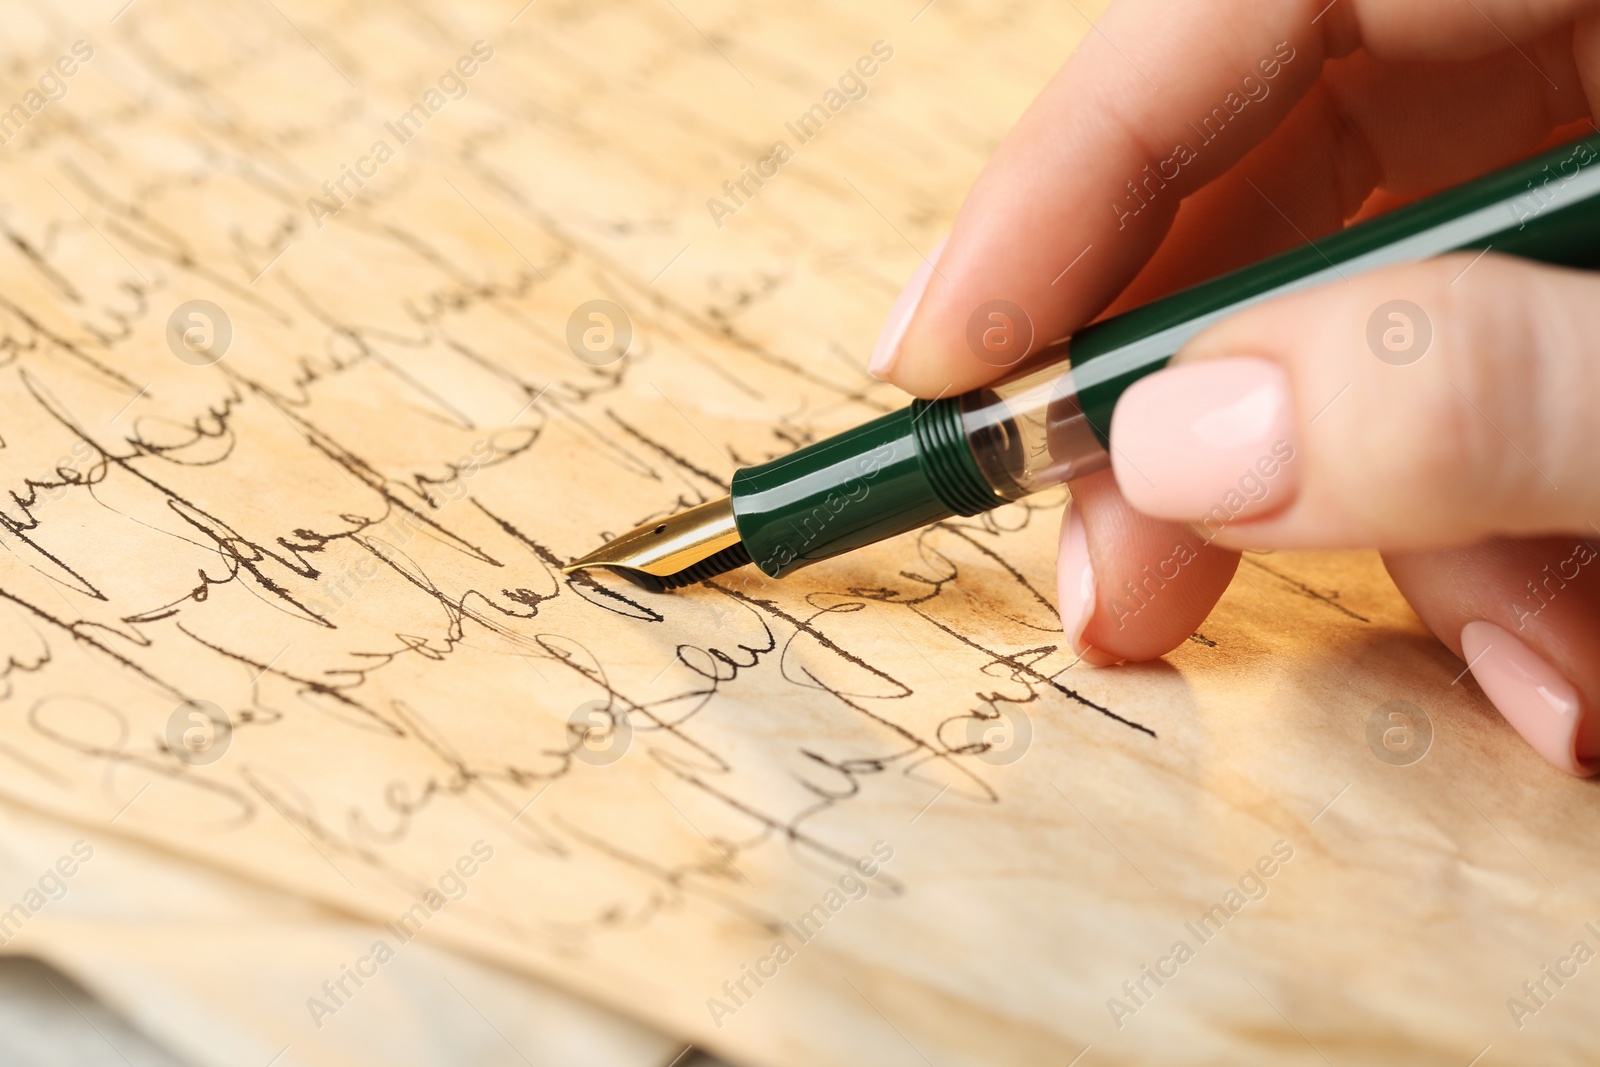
562,496,749,592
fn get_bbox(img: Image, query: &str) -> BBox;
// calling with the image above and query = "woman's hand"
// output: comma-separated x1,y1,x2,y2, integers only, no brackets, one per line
870,0,1600,774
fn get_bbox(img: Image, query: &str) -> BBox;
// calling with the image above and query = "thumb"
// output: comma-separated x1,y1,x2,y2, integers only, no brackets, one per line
1106,255,1600,551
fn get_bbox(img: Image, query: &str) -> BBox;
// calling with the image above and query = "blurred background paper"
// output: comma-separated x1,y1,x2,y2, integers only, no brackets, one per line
0,796,690,1067
0,1,1594,1066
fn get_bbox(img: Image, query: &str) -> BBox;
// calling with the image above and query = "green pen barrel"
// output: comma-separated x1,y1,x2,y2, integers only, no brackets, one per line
963,132,1600,500
731,400,1000,578
734,133,1600,579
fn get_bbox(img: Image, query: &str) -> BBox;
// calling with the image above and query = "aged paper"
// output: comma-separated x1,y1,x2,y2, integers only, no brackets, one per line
0,1,1595,1065
0,796,682,1067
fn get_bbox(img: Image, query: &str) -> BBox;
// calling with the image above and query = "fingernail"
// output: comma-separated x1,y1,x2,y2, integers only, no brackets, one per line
869,235,947,380
1110,357,1297,523
1461,621,1598,776
1059,501,1095,648
1058,502,1120,666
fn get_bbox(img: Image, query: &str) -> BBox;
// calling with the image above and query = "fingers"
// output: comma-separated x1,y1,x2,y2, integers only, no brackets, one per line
1107,45,1591,315
1110,256,1600,551
1385,539,1600,775
872,0,1597,400
1352,0,1600,60
1309,38,1590,199
1057,470,1241,664
873,0,1332,396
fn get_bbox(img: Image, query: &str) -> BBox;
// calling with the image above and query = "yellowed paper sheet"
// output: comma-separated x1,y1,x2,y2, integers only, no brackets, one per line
0,796,682,1067
0,2,1595,1065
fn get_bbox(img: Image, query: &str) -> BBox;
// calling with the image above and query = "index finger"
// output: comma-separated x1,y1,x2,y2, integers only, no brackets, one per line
873,0,1594,398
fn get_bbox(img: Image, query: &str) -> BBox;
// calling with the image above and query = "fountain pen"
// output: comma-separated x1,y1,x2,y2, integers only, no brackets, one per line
564,133,1600,593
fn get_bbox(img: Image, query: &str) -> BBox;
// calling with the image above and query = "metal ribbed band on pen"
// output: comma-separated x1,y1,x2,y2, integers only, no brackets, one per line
910,396,1003,516
578,134,1600,590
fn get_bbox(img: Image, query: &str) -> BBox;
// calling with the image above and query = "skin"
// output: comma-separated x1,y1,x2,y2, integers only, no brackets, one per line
876,0,1600,770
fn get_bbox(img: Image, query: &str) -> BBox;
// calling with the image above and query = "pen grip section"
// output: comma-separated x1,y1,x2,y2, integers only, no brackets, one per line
731,400,1001,578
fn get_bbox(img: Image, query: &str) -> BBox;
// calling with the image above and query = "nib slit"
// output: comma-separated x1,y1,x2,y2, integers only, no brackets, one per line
561,495,748,592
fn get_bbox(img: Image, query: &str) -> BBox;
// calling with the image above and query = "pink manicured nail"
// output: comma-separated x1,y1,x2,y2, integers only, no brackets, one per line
869,235,947,379
1058,501,1095,651
1110,357,1297,525
1462,621,1597,776
1057,503,1119,665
